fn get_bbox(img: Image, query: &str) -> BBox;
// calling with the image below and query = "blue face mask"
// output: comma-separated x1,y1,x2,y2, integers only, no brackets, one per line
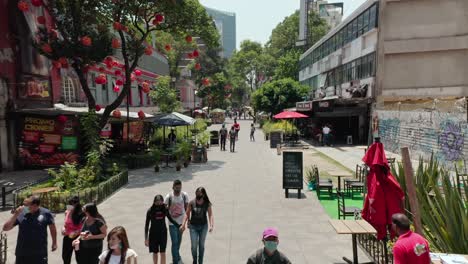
264,241,278,252
23,206,30,215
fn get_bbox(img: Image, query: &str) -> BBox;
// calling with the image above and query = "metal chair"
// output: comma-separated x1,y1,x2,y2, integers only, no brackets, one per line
344,164,363,193
347,165,366,199
315,167,333,198
337,190,361,220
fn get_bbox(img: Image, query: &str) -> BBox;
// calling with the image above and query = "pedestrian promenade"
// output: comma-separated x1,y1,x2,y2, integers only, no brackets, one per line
0,120,371,263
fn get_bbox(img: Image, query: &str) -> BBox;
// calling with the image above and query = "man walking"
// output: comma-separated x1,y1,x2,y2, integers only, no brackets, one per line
229,126,237,152
322,124,331,146
247,227,291,264
233,120,240,140
165,180,190,264
219,124,228,151
3,195,57,264
392,213,430,264
250,123,256,141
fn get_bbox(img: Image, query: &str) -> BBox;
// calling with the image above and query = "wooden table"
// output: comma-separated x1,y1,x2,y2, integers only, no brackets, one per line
161,153,173,168
328,170,353,191
32,187,59,207
431,254,468,264
329,219,377,264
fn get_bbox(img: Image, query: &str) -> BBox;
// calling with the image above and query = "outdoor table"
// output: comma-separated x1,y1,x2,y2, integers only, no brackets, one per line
329,219,377,264
161,152,173,168
431,253,468,264
328,170,353,191
32,187,59,206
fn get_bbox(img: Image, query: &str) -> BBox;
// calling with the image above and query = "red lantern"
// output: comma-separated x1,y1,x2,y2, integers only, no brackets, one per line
114,70,122,76
57,115,68,123
154,13,164,25
113,22,122,31
138,110,145,120
95,104,102,112
195,63,201,71
130,73,136,81
112,110,121,118
144,46,153,55
185,35,193,43
142,81,150,93
187,53,194,59
17,1,29,12
134,69,142,76
116,79,124,86
37,16,46,25
113,86,120,93
104,56,113,64
193,50,199,58
41,43,52,54
112,38,121,49
31,0,43,7
164,44,172,52
202,78,210,86
52,61,61,69
98,67,105,73
142,86,150,94
95,74,107,84
81,36,92,46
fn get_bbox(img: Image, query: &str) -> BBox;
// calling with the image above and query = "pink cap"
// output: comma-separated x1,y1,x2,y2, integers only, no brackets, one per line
262,227,278,239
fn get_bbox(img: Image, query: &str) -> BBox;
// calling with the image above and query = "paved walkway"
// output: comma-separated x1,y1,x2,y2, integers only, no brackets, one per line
0,119,370,263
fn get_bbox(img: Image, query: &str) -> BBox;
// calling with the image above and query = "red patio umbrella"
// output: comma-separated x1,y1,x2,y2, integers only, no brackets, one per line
361,138,405,240
273,111,308,119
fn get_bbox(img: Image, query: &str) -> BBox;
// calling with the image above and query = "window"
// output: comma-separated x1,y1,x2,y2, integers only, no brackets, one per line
352,20,358,38
357,14,364,36
62,77,76,104
369,5,377,28
363,9,370,32
347,23,353,44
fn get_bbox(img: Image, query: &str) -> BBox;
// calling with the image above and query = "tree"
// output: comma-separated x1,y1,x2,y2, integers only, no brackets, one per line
29,0,218,128
196,72,231,109
251,78,308,115
149,76,181,113
273,49,301,80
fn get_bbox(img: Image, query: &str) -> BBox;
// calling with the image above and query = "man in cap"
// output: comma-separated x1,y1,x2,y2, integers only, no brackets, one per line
247,227,291,264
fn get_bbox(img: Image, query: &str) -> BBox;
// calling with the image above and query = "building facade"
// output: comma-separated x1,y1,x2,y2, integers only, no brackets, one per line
205,7,236,58
298,0,379,144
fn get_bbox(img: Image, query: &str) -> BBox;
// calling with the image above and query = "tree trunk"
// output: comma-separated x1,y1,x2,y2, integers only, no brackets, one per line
74,65,96,111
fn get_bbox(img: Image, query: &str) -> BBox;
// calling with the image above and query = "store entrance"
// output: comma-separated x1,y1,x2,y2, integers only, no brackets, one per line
318,115,365,145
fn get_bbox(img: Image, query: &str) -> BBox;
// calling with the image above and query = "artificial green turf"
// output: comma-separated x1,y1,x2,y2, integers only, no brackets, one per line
314,190,365,219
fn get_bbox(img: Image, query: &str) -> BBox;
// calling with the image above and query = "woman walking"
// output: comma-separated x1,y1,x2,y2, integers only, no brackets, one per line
181,187,214,264
99,226,138,264
62,196,85,264
72,203,107,264
145,195,179,264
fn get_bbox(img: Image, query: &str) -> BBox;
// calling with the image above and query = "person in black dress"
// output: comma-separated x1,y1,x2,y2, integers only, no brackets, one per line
145,195,179,264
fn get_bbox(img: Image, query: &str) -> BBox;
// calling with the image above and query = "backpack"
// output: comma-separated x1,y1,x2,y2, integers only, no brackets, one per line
220,128,227,137
167,192,188,211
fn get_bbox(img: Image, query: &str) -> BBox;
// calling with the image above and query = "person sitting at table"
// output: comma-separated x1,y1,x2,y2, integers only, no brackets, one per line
168,129,177,145
392,213,430,264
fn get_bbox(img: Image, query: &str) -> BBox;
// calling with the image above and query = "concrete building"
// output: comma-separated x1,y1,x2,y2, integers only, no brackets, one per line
299,0,468,166
205,7,236,58
375,0,468,167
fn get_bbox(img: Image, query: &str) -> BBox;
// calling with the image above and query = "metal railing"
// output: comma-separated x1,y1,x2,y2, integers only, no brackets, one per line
0,232,6,264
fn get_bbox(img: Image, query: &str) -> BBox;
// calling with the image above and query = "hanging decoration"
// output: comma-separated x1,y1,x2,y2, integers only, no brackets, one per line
113,22,123,31
37,16,46,25
81,36,92,46
98,67,105,73
112,38,121,49
138,110,146,120
185,35,193,43
41,43,52,53
116,79,124,86
192,50,199,58
164,44,172,52
95,74,107,84
112,110,122,118
18,1,29,12
31,0,43,7
130,73,136,81
134,69,142,76
113,86,120,93
142,81,150,93
187,53,194,59
144,46,153,55
154,13,165,25
95,105,102,112
114,70,122,76
57,115,68,123
202,78,210,86
195,63,201,71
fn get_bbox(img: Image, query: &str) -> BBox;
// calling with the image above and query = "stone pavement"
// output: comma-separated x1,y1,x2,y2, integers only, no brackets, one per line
0,119,371,264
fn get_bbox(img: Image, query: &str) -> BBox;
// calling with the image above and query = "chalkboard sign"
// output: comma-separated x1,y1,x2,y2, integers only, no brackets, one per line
270,131,282,148
283,151,303,198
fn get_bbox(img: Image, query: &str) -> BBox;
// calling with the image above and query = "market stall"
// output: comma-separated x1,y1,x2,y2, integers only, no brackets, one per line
210,108,225,124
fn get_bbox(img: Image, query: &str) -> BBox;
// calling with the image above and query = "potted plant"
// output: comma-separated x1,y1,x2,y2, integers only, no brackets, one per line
305,165,317,190
176,141,191,168
173,144,183,171
262,121,272,140
151,148,162,172
197,131,211,149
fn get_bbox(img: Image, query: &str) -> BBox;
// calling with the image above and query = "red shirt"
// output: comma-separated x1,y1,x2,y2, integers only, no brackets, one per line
233,123,240,131
393,231,430,264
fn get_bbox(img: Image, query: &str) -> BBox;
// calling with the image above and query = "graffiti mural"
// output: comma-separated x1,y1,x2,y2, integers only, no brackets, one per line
377,108,467,168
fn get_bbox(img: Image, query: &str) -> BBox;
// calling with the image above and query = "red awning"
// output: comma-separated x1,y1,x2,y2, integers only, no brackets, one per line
273,111,308,119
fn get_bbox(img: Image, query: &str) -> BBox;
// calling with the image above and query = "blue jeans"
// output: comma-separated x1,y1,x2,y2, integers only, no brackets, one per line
189,224,208,264
169,224,183,263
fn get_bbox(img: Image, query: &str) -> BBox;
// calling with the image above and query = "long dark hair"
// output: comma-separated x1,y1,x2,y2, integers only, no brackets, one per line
83,203,105,223
104,226,130,264
68,196,84,225
196,187,212,206
149,195,164,214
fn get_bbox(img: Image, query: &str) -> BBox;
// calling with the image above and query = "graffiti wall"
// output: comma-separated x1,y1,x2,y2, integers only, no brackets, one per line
376,100,468,168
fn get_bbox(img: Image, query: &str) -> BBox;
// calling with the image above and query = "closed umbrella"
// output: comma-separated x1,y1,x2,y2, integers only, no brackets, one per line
361,138,405,240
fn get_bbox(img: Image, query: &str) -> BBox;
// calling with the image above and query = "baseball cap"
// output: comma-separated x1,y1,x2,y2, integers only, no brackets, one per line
262,227,278,239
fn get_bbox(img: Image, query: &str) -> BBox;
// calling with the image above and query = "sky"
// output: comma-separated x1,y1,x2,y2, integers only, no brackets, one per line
199,0,368,50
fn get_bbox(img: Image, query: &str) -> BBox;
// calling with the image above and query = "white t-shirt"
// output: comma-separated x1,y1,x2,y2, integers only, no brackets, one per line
98,249,137,264
322,126,331,134
164,191,189,225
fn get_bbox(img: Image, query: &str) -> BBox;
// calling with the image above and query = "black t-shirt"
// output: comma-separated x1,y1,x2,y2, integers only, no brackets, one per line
145,206,178,239
189,200,209,226
15,207,54,257
220,128,228,138
247,248,292,264
80,218,105,249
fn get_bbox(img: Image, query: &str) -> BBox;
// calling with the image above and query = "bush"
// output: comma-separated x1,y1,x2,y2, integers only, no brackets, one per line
197,130,211,146
262,120,297,134
194,118,208,132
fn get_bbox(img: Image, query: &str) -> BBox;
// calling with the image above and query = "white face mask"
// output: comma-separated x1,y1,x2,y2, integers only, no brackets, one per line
66,205,74,211
110,243,121,250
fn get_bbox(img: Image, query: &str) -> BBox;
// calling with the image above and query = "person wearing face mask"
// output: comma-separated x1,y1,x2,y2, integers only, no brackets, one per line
145,195,180,264
99,226,138,264
181,187,214,264
72,203,107,264
3,195,57,264
62,196,85,264
247,227,291,264
164,180,189,264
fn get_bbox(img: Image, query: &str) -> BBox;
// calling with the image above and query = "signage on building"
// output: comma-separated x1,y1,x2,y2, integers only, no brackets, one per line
18,76,51,100
316,99,334,112
296,101,313,111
